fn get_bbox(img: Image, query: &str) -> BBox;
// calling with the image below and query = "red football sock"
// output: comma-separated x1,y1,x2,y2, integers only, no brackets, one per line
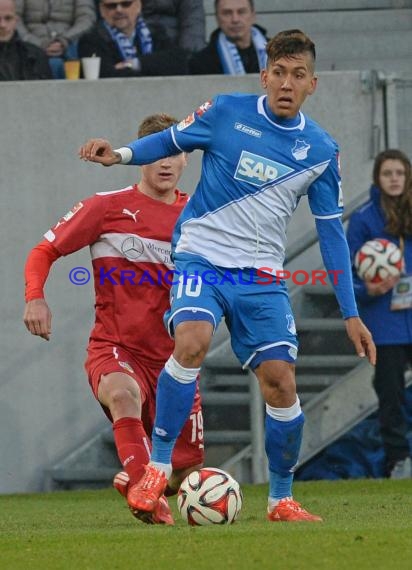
113,417,151,487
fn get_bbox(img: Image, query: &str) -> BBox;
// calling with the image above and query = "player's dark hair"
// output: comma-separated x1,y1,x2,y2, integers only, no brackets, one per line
138,113,178,138
266,30,316,70
215,0,254,11
373,148,412,236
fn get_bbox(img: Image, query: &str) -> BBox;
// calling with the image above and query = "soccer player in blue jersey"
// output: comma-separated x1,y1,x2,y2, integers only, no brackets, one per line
80,29,376,522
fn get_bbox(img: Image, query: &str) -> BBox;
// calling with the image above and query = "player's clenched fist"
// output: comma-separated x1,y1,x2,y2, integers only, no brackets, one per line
78,138,121,166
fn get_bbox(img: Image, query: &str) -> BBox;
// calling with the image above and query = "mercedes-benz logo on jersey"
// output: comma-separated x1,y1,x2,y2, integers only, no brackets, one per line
121,236,144,260
291,139,310,160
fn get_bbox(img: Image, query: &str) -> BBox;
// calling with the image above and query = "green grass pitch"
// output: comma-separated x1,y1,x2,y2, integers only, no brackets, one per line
1,479,411,570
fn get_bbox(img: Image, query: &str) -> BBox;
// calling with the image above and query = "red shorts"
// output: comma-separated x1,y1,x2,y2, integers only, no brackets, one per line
85,341,204,470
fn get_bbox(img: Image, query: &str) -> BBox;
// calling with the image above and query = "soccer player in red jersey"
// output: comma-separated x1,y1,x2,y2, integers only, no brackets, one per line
23,114,204,525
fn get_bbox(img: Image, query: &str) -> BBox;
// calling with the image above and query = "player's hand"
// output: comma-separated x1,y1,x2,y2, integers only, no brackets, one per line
365,275,399,296
23,299,52,341
345,316,376,365
78,138,121,166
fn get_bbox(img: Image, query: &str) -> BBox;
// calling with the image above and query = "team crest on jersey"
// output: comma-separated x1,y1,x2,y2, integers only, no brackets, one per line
291,139,310,160
119,361,134,374
54,201,83,229
195,100,213,117
234,151,294,187
177,113,195,131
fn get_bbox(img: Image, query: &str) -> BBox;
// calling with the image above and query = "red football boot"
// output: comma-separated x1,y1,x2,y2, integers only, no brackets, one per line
267,498,323,522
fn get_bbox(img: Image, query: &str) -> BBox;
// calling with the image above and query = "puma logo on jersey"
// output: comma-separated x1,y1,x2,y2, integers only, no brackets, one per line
122,208,140,222
234,151,294,187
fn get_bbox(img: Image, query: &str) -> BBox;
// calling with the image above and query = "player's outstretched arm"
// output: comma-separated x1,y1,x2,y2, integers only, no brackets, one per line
78,138,122,166
23,299,52,341
344,316,376,366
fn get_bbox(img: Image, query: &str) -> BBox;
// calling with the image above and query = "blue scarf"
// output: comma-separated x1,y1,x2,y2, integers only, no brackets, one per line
104,16,153,61
217,26,267,75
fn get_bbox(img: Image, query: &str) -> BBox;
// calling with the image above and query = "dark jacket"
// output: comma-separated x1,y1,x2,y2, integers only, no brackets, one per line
78,20,188,77
346,185,412,345
0,32,52,81
189,25,268,75
142,0,206,52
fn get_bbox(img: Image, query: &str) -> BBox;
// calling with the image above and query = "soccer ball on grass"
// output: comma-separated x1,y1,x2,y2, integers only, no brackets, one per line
177,467,243,526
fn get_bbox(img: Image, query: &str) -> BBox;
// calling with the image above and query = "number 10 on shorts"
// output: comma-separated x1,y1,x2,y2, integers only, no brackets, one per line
176,274,202,298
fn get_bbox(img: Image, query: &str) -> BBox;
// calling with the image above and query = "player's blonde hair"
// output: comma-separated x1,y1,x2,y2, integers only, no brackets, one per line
138,113,178,138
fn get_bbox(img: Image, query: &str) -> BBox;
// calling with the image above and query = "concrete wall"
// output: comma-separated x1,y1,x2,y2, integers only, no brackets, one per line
0,72,384,493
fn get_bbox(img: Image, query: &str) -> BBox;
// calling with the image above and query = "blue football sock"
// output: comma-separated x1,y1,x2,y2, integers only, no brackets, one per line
265,412,304,500
269,470,293,500
151,367,197,464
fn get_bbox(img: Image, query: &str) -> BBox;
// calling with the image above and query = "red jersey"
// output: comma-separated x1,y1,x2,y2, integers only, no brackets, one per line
43,185,188,365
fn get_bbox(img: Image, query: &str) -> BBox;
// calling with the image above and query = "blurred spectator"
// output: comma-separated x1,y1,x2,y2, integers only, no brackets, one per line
189,0,267,75
15,0,96,78
347,149,412,479
0,0,51,80
78,0,187,77
142,0,206,52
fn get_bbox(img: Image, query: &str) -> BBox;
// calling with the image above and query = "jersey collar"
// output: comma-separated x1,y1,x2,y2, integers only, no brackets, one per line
258,95,305,131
